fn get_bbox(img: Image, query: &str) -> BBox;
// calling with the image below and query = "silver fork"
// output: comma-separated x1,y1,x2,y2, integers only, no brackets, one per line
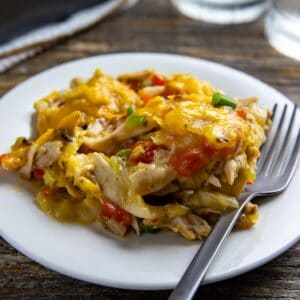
170,103,300,300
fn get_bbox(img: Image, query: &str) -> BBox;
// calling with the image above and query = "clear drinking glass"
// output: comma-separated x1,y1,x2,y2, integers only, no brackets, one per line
171,0,271,24
265,0,300,61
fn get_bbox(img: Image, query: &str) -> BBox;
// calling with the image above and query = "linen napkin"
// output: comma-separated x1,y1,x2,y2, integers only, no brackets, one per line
0,0,137,73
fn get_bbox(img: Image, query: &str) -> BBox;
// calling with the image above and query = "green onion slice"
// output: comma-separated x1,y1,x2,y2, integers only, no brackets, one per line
212,92,237,108
140,224,159,233
125,114,148,127
126,105,135,116
116,149,132,159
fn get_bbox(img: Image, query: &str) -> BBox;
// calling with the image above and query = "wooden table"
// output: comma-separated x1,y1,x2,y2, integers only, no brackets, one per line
0,1,299,299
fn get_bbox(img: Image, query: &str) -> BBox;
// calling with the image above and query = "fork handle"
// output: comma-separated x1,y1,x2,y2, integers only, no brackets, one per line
169,191,254,300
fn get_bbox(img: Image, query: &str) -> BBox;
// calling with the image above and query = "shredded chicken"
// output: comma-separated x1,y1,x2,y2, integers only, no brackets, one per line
19,145,37,179
152,183,179,196
224,153,247,185
206,174,222,188
183,190,239,215
83,117,157,152
118,70,153,81
237,96,258,106
92,153,155,219
104,218,127,236
139,86,165,97
167,213,211,240
35,141,63,168
85,120,104,137
92,153,127,204
129,164,176,195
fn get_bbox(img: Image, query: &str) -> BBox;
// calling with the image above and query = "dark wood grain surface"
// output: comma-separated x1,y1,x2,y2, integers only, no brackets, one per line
0,0,299,299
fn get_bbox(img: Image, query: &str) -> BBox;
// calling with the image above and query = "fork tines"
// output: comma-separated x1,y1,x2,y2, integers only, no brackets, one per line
257,103,300,178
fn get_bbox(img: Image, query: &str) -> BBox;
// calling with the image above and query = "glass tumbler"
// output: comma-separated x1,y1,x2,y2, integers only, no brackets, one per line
265,0,300,61
171,0,271,24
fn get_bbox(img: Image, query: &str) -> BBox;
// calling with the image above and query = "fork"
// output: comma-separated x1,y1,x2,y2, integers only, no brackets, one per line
170,103,300,300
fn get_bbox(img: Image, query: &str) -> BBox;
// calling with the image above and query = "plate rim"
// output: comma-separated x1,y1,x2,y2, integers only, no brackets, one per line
0,52,299,290
0,224,299,290
0,51,289,105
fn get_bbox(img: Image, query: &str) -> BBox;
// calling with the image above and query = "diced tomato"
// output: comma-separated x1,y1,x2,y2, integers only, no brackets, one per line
203,141,217,156
162,86,175,97
125,141,136,149
0,153,7,167
170,137,238,176
101,200,132,227
204,136,237,156
236,109,248,120
170,148,207,177
80,144,94,154
152,74,166,86
151,218,158,224
219,147,235,156
73,194,83,200
33,168,45,179
128,81,138,90
140,92,152,104
42,187,54,197
130,140,160,164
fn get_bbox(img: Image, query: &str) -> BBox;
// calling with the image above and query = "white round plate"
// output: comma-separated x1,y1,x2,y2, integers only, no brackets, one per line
0,53,299,290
